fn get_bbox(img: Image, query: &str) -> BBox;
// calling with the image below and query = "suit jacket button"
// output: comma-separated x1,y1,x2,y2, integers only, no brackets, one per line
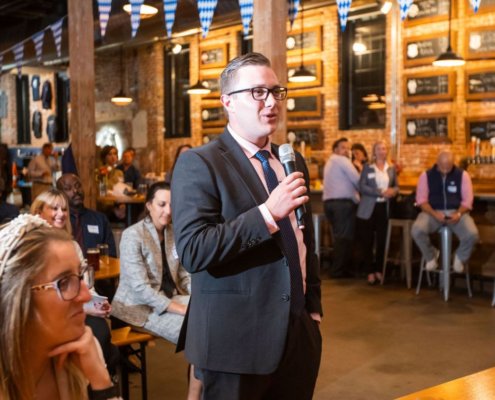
282,294,290,302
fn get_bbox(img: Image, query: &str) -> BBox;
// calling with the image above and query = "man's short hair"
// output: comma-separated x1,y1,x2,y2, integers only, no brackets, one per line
332,137,349,152
220,52,271,95
42,143,53,151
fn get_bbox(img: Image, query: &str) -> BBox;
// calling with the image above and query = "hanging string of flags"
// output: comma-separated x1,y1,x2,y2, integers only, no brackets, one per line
288,0,301,30
470,0,482,13
336,0,352,31
397,0,413,21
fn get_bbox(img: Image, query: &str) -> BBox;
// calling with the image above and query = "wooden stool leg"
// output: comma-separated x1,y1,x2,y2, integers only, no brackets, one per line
140,342,148,400
381,220,392,285
121,349,130,400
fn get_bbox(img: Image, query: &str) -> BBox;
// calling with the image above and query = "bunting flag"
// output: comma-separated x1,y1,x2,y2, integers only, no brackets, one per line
397,0,413,20
288,0,300,29
197,0,218,38
239,0,254,36
336,0,352,31
97,0,113,38
13,44,24,77
50,19,64,57
470,0,482,12
32,31,45,62
130,0,145,38
163,0,178,37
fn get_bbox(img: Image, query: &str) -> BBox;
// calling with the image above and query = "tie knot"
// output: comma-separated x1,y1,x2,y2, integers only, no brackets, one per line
255,150,271,163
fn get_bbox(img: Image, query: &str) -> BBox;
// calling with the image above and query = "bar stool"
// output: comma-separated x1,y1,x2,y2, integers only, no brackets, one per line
312,213,332,266
381,219,414,288
416,225,472,301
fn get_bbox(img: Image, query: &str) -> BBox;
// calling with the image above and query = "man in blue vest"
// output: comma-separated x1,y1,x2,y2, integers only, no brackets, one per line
412,151,479,273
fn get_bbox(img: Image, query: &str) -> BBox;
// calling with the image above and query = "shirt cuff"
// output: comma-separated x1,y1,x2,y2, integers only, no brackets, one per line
258,204,279,235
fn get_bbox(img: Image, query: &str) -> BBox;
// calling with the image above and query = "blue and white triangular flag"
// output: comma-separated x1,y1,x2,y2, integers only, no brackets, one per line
50,19,64,57
470,0,482,13
397,0,413,20
32,31,45,63
97,0,113,38
129,0,144,38
197,0,218,38
13,44,24,77
288,0,300,30
163,0,178,37
336,0,352,31
239,0,254,36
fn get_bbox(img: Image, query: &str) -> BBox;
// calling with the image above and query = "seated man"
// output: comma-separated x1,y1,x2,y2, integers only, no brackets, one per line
412,151,479,273
56,173,117,257
116,147,141,189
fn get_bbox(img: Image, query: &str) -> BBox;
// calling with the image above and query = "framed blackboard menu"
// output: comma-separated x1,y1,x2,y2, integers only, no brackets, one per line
200,44,228,69
466,27,495,60
201,102,226,127
466,117,495,141
405,0,451,26
202,128,223,144
286,26,322,56
466,0,495,14
287,90,322,118
404,71,455,102
200,69,221,98
465,68,495,100
287,125,323,150
404,114,452,143
404,34,451,67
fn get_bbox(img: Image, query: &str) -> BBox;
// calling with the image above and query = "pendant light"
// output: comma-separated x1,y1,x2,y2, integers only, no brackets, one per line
111,47,133,106
123,3,158,19
432,0,465,67
187,35,211,95
289,0,316,83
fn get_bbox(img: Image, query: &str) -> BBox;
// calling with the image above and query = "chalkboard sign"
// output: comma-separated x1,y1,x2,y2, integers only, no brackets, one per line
286,26,322,56
465,68,495,100
404,34,450,67
404,114,452,143
466,117,495,141
287,91,322,118
287,125,323,150
200,44,228,69
405,0,451,26
466,0,495,14
466,27,495,60
201,103,226,127
404,72,455,102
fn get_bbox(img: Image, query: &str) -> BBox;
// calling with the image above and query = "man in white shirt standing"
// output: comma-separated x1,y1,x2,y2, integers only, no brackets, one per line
323,137,360,278
28,142,59,201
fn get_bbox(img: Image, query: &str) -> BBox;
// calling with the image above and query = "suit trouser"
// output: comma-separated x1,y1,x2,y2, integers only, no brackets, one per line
195,310,322,400
357,202,388,274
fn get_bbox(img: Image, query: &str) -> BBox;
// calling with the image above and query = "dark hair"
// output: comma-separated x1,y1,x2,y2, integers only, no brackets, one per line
145,181,171,204
332,137,349,152
123,147,135,156
100,145,118,164
220,52,271,95
351,143,368,161
42,143,53,151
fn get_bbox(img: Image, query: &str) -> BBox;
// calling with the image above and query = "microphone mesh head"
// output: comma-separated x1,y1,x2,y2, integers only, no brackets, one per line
279,144,295,164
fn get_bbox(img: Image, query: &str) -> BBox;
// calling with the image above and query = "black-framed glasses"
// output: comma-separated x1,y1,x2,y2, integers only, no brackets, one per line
31,265,93,301
227,86,288,101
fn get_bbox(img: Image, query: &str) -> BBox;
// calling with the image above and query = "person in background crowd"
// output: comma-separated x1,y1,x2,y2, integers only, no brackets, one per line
111,181,202,399
165,144,192,184
0,177,19,224
323,137,360,278
351,142,368,173
412,150,479,273
56,173,116,258
0,215,120,400
0,143,13,201
28,142,60,201
99,145,124,190
116,147,141,189
172,52,321,400
356,141,399,285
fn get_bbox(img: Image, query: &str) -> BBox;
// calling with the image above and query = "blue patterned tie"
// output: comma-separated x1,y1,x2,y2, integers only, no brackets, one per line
254,150,305,314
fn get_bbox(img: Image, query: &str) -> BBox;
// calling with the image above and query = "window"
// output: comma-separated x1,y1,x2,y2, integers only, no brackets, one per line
164,44,191,138
339,13,386,129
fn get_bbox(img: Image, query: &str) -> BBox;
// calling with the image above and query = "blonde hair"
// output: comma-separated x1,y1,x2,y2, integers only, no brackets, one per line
30,189,72,235
371,140,388,163
0,222,87,399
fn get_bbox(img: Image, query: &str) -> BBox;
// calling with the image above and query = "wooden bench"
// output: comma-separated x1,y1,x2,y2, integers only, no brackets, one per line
111,326,155,400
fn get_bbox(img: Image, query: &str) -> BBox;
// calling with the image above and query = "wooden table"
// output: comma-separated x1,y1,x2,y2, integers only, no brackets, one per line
95,256,120,280
396,367,495,400
97,193,145,226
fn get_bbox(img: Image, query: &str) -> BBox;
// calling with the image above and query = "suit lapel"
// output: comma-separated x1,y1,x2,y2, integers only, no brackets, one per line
144,218,163,280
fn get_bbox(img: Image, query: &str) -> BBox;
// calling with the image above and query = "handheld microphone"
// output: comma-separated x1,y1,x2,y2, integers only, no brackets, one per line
278,144,306,229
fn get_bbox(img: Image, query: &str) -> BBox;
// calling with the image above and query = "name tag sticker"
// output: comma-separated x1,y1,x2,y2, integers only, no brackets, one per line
447,185,457,193
87,225,100,234
368,173,376,179
172,245,179,260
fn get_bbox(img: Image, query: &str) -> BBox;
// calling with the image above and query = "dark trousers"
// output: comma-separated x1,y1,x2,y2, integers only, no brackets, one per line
195,311,322,400
358,202,388,274
86,315,120,375
324,199,357,277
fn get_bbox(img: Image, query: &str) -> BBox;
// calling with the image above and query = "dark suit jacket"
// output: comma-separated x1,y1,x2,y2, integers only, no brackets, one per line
171,129,321,375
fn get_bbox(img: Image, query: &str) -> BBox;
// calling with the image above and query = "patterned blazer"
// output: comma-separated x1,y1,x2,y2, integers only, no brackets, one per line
111,217,191,327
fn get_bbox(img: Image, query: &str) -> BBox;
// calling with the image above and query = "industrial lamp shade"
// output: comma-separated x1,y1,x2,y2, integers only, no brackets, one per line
122,4,158,19
187,80,211,95
289,65,316,83
111,90,133,106
432,46,465,67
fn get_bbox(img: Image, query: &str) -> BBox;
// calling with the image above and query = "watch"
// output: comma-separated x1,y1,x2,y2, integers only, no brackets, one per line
88,385,120,400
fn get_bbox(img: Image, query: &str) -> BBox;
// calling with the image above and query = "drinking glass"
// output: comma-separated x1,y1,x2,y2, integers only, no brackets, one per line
87,248,100,272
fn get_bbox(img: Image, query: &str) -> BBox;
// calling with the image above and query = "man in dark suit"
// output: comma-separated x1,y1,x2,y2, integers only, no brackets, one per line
171,53,322,400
